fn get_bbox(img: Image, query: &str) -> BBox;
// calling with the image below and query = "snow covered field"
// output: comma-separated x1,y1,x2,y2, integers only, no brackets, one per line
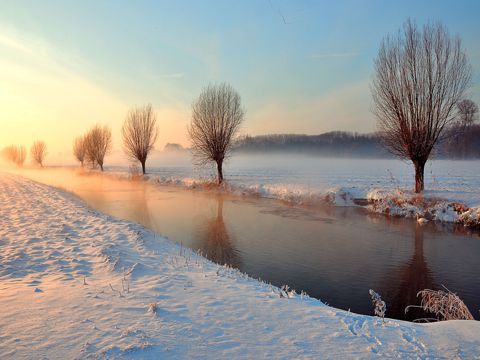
1,172,480,359
107,155,480,226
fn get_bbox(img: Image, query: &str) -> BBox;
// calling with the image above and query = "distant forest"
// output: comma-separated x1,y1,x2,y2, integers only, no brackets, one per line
233,125,480,159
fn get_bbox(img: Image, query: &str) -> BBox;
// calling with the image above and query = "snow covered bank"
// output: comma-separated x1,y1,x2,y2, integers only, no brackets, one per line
102,165,480,227
366,189,480,227
1,172,479,359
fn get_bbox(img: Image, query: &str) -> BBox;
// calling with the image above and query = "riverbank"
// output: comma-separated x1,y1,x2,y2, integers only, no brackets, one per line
1,172,479,359
7,156,480,228
102,164,480,228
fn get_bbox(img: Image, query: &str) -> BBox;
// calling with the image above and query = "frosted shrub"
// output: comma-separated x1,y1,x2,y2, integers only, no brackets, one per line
369,289,386,321
406,287,474,321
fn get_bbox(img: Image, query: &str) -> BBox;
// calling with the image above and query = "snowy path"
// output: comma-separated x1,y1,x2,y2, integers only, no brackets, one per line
0,173,479,359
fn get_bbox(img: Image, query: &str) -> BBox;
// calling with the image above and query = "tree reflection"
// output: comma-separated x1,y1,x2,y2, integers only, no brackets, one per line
385,224,435,321
195,195,241,268
130,184,156,231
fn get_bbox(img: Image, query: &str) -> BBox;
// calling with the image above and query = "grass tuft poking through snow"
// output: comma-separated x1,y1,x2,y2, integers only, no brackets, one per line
369,289,387,322
406,287,475,322
147,302,158,314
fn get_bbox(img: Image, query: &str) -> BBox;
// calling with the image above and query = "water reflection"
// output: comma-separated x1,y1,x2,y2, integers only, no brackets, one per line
384,224,435,321
194,196,242,268
129,185,156,232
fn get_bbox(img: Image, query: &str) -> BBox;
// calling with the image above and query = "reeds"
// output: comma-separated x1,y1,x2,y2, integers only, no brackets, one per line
406,286,474,321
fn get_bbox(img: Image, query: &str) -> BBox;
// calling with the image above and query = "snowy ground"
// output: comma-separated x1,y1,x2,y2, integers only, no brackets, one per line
1,172,479,359
105,155,480,226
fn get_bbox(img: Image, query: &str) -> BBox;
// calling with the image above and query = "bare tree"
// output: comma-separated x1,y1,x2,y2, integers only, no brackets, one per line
371,19,472,193
30,141,47,167
457,99,478,126
446,99,479,158
73,136,87,167
122,104,158,174
188,83,244,184
457,99,479,157
1,146,15,164
15,146,26,166
84,125,112,171
2,145,26,166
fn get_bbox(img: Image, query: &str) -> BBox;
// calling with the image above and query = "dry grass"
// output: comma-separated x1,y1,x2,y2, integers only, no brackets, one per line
388,193,441,210
278,285,296,299
452,202,469,213
369,289,386,321
196,180,226,191
147,302,158,314
369,191,480,227
128,164,143,181
406,287,474,321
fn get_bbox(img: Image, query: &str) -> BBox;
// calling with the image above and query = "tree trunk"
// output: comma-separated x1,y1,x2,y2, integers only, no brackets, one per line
217,160,224,184
100,163,104,172
413,160,425,193
141,160,146,175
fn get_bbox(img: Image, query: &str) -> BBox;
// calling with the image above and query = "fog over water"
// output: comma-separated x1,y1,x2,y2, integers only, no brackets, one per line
39,148,480,197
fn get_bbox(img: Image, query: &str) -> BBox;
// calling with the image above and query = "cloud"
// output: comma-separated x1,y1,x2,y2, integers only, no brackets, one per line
309,52,358,60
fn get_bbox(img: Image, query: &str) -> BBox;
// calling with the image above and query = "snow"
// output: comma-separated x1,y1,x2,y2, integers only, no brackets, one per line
365,188,480,226
1,172,479,359
103,156,480,226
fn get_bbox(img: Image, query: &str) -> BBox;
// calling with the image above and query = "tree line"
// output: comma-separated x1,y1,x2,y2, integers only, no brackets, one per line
233,125,480,159
234,132,386,157
71,83,243,183
73,124,113,171
72,104,159,174
1,141,47,167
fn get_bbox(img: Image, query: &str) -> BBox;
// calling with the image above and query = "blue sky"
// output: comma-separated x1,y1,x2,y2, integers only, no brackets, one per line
0,0,479,151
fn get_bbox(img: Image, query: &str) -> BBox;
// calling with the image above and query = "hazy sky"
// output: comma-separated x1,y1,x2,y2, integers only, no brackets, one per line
0,0,479,157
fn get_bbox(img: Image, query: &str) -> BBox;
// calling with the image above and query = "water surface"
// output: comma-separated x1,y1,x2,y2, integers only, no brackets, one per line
10,168,480,321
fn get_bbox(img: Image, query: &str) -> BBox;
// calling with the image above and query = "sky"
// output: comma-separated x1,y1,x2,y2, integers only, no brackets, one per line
0,0,479,160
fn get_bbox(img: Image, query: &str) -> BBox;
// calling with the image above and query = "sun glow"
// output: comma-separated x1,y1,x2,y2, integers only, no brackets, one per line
0,30,190,165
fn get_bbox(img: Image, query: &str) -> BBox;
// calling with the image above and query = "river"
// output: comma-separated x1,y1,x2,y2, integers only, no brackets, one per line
7,166,480,321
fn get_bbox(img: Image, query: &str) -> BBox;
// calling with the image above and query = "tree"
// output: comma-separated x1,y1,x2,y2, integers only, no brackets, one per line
122,104,158,174
73,136,87,167
450,100,480,145
15,146,26,166
371,19,471,193
457,99,478,127
188,83,244,184
1,145,26,166
30,141,47,167
449,99,479,158
84,125,112,171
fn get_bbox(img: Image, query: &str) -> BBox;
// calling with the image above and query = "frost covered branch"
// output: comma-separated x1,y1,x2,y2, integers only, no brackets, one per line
369,289,386,321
